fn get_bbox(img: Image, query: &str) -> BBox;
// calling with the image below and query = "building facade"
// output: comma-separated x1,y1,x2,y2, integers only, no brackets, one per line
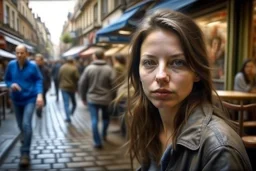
59,0,256,91
0,0,53,59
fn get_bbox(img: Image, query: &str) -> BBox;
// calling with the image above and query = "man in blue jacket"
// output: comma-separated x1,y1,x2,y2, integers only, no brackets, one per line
4,44,44,167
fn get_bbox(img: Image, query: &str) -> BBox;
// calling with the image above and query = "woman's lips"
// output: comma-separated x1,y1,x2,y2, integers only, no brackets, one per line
151,89,174,99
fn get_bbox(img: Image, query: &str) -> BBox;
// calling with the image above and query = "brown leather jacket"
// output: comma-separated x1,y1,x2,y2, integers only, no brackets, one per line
139,104,252,171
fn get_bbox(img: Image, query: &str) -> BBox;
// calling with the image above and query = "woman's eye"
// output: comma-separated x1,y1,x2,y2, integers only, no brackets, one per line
169,59,187,68
142,60,157,67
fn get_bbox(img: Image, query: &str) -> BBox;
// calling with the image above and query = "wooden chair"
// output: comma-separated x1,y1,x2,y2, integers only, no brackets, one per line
222,101,256,148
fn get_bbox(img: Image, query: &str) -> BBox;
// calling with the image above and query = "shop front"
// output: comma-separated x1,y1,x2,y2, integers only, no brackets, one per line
184,0,251,90
195,10,227,90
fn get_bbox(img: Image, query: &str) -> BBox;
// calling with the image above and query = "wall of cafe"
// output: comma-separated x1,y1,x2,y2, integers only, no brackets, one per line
183,0,253,90
252,1,256,61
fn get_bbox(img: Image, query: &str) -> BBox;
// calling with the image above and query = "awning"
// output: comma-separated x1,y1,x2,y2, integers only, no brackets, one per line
80,46,103,58
4,35,22,45
0,49,16,59
105,46,124,56
96,0,153,43
4,36,35,53
119,45,130,55
96,35,130,44
62,45,87,58
149,0,197,12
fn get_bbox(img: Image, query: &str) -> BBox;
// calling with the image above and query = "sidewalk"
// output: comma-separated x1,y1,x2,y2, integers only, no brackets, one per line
0,109,20,162
0,87,134,170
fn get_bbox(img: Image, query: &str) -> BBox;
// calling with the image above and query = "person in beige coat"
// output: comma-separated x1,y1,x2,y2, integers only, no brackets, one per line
58,56,79,123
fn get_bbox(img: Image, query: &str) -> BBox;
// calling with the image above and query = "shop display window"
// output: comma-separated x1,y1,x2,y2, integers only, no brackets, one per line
195,10,227,81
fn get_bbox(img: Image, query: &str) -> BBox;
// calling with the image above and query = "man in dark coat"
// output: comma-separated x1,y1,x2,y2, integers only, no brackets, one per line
35,54,51,118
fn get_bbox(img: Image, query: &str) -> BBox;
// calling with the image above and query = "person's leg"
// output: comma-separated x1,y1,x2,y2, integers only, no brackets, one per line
13,104,24,132
61,90,71,122
101,105,110,140
13,104,24,142
87,103,101,147
36,88,47,118
21,102,35,156
43,88,47,106
36,106,42,118
54,80,59,101
19,102,35,167
69,92,76,115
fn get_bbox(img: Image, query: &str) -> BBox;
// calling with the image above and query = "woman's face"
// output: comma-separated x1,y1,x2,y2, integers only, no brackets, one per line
245,61,256,77
139,30,199,111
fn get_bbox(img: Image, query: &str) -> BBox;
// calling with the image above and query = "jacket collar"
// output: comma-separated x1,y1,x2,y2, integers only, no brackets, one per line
176,103,212,150
92,60,107,65
16,59,29,69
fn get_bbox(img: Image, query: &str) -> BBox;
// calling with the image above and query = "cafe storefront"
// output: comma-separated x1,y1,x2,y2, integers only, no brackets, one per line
184,0,254,90
195,9,227,90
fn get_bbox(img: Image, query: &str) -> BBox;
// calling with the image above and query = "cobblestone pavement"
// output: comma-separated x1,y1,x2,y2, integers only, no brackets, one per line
0,91,136,171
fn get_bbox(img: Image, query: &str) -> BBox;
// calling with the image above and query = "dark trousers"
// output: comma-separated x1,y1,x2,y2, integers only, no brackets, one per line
54,79,59,101
36,88,48,117
61,90,77,121
87,103,109,146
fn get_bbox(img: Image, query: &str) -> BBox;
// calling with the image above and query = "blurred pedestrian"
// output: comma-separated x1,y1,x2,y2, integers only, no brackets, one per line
51,59,62,102
112,54,127,135
113,53,126,86
58,56,79,123
35,54,51,118
123,10,252,170
78,49,115,149
4,44,44,167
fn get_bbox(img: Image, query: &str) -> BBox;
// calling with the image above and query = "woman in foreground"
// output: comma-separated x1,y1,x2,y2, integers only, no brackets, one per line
125,9,252,171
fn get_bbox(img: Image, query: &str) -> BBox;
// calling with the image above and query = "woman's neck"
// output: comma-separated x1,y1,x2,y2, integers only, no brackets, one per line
159,107,177,133
158,107,178,153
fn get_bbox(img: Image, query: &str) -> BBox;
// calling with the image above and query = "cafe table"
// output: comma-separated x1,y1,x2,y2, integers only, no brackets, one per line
216,90,256,101
216,90,256,135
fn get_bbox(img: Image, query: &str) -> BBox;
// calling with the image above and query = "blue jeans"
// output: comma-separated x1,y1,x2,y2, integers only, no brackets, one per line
13,102,36,156
87,103,110,146
61,90,76,121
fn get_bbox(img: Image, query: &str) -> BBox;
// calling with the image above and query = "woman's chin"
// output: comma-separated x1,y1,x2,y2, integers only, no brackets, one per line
152,101,174,109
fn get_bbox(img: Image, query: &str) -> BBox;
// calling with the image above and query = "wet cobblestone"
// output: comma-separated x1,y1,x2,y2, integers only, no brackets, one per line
0,92,137,170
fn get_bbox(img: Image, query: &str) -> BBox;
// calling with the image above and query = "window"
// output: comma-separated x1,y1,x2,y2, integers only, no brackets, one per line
11,0,17,6
195,10,227,82
125,0,135,5
22,26,25,35
11,11,15,29
114,0,122,8
101,0,108,18
4,5,10,25
17,18,19,31
94,3,98,22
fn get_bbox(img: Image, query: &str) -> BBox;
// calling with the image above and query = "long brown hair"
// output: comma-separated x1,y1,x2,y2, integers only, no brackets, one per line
126,9,231,166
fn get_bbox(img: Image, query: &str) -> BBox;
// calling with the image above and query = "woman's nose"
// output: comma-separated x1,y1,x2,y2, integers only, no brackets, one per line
156,70,170,83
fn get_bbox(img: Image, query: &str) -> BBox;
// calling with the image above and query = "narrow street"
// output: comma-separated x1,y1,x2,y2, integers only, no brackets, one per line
0,88,135,171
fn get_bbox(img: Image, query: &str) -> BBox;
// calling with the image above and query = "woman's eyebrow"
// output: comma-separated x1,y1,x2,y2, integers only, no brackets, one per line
141,53,185,59
169,53,185,58
141,54,156,58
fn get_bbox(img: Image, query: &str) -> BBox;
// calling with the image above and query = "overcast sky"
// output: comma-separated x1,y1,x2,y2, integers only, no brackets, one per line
29,0,77,45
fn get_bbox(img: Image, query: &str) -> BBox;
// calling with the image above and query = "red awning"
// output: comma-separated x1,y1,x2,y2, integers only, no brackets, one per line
80,47,103,58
